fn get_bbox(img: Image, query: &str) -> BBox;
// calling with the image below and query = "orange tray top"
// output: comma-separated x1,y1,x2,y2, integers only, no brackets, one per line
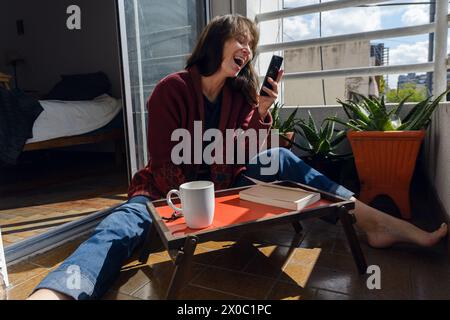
155,193,332,237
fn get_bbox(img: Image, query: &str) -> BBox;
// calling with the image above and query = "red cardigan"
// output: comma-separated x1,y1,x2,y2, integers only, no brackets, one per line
128,66,272,200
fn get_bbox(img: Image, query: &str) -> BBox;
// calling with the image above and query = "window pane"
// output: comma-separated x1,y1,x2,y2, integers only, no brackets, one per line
121,0,205,172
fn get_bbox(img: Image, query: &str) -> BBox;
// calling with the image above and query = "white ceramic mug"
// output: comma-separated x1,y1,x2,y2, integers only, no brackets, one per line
166,181,215,229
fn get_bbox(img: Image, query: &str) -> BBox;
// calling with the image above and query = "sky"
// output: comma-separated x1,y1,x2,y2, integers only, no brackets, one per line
277,0,448,89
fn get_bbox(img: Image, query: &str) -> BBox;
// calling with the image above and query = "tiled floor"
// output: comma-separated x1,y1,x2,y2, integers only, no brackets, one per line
3,169,450,300
0,150,128,246
4,215,450,300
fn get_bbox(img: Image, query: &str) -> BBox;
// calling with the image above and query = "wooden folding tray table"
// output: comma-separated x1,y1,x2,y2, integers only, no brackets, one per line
139,181,367,299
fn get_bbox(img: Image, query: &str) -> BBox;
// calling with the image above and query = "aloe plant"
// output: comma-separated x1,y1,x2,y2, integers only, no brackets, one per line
294,111,349,160
271,101,300,134
270,102,300,145
327,90,450,131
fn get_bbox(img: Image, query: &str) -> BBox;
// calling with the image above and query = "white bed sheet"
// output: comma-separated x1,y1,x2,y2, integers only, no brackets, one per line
26,94,122,144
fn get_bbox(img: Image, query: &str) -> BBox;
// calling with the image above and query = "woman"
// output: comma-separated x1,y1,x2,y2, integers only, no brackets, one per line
29,14,447,300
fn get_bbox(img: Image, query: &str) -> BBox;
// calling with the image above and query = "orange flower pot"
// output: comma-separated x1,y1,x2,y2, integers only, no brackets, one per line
347,130,426,219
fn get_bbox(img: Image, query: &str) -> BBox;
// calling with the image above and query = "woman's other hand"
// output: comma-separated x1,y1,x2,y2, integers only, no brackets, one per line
257,69,284,119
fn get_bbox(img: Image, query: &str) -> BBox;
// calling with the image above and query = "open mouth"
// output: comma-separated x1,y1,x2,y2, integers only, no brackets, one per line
233,56,245,68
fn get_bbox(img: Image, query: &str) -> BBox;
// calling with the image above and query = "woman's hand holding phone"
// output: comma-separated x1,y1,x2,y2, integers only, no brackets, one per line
257,69,284,119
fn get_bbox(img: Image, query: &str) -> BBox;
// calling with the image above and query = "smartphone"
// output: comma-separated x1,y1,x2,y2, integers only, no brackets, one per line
259,55,283,96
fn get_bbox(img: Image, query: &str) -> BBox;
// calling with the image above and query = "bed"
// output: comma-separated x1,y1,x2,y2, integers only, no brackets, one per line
23,94,124,154
0,71,126,165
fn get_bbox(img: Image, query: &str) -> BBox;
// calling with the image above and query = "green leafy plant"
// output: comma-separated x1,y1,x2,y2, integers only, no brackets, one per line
386,83,427,103
270,102,300,145
294,111,348,160
327,90,449,131
270,102,300,133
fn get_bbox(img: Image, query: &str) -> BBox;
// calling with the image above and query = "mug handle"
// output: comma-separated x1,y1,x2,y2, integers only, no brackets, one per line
166,189,183,213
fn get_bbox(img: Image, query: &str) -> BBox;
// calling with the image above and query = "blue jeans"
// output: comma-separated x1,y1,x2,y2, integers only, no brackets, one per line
34,148,353,299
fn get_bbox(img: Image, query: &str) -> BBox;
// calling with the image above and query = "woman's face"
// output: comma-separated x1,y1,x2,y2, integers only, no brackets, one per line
220,33,253,78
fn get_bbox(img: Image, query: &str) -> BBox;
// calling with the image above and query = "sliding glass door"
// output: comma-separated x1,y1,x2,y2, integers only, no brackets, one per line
117,0,207,176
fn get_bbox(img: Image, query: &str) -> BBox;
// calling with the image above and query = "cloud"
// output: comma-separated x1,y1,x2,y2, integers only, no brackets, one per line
321,7,382,36
401,5,429,25
283,0,318,8
387,40,429,88
283,16,317,41
389,40,429,65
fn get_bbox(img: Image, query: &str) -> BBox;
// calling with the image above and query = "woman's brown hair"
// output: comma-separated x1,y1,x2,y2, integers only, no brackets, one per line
186,14,260,105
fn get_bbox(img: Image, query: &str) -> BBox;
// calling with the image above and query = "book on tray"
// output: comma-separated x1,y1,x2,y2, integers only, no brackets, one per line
238,179,321,211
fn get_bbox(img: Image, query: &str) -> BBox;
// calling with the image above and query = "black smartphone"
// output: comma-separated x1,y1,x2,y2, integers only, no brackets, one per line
259,55,283,96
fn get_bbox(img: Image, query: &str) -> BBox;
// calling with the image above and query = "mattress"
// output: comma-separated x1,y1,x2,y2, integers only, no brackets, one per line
26,94,123,144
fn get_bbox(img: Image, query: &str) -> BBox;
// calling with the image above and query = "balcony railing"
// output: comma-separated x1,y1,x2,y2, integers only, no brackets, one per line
254,0,449,99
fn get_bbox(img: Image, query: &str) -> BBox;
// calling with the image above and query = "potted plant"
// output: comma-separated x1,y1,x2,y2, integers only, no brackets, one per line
293,111,353,185
327,91,449,219
268,102,299,149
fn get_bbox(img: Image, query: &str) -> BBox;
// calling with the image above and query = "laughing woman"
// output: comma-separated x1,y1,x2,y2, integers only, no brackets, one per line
29,14,447,300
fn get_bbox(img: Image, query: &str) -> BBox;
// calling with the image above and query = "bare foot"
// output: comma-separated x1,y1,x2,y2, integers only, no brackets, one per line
421,223,448,247
366,229,397,248
367,223,448,249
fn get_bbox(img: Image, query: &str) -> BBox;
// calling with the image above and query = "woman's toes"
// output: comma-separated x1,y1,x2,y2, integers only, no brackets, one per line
423,223,448,247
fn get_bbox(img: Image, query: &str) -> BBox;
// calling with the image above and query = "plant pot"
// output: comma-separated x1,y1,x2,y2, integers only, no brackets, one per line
267,131,294,149
347,130,426,219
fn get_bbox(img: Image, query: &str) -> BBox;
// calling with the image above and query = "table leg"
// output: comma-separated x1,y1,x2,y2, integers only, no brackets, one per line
292,221,303,234
338,206,368,275
139,223,162,263
165,235,198,300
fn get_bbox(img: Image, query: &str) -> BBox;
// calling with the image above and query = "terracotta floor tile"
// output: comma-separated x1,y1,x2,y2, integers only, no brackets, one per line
2,234,25,243
128,250,172,267
411,263,450,299
315,289,351,300
28,237,87,268
303,266,367,296
0,214,47,226
279,262,317,288
1,161,127,245
266,281,315,300
290,247,322,266
6,269,53,300
111,265,153,295
131,263,206,299
0,213,15,220
2,239,13,247
199,232,242,250
7,262,49,287
191,246,221,265
211,240,259,271
314,251,362,273
191,266,275,299
113,251,187,295
277,248,322,287
299,231,338,253
331,232,371,257
177,284,244,300
102,290,142,300
243,245,292,278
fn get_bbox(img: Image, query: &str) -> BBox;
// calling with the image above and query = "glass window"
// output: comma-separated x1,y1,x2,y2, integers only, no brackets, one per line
119,0,206,173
